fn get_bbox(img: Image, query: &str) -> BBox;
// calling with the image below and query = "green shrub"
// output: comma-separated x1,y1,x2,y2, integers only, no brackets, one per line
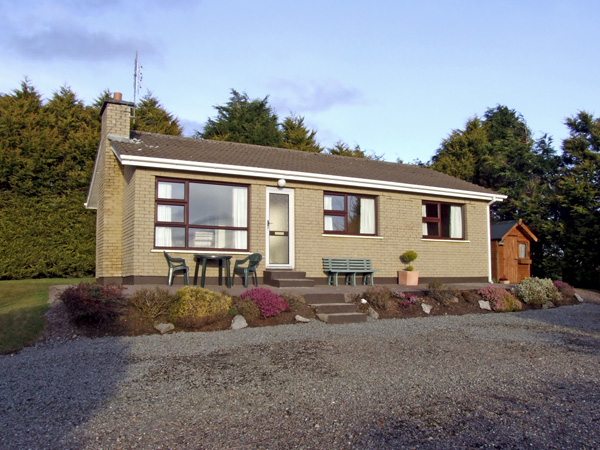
427,280,454,306
516,277,562,306
280,292,306,312
364,286,395,311
494,294,523,312
169,287,232,327
127,287,176,321
59,282,125,323
401,250,418,271
459,290,479,303
230,297,261,321
0,194,96,280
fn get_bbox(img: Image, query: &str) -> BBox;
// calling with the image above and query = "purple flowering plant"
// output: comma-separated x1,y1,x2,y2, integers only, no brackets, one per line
392,291,419,308
240,287,290,319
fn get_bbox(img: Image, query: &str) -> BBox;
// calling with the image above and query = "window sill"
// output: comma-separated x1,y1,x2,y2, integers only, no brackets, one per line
151,249,252,255
322,234,383,239
421,238,470,243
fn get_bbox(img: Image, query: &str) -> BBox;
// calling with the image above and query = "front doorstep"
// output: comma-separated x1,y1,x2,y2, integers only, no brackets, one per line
398,270,419,286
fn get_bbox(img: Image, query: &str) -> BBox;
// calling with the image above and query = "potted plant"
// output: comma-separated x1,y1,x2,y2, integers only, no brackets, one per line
398,250,419,286
499,277,510,284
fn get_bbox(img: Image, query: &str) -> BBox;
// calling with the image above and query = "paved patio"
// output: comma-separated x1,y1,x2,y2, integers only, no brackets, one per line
121,280,505,298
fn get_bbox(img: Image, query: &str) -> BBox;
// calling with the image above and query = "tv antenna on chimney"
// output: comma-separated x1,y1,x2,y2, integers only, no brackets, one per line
132,51,143,122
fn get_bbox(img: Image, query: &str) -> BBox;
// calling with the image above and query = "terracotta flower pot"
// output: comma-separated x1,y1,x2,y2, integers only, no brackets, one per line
398,270,419,286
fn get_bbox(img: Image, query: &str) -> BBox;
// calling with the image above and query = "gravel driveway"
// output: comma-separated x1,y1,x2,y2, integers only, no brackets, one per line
1,303,599,449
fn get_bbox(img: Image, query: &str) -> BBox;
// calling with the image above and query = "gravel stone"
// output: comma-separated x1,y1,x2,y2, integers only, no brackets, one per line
1,303,599,449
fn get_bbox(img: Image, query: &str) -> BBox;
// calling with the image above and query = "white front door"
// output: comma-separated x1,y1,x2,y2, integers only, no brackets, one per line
266,187,294,269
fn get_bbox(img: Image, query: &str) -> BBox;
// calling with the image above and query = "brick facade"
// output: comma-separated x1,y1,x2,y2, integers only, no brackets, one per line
93,99,494,285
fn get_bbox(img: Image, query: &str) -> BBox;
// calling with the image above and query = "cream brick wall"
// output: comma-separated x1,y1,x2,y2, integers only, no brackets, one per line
115,169,491,281
96,101,131,278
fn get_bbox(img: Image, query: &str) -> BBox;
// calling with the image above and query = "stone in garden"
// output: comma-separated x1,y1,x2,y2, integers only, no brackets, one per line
450,296,459,304
367,307,379,320
360,298,368,304
421,303,433,314
478,300,492,311
295,315,311,323
231,315,248,330
154,323,174,334
543,301,555,309
574,294,584,303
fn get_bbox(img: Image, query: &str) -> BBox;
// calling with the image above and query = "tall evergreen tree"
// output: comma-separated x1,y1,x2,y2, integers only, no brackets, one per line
429,105,566,281
199,89,282,147
281,114,323,153
133,92,183,136
556,111,600,287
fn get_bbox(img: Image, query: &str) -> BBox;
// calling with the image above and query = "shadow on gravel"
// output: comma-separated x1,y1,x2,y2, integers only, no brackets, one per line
0,338,130,449
519,303,600,332
357,377,600,449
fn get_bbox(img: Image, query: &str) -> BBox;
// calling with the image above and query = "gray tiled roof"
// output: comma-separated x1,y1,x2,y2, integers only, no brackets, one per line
110,131,500,197
490,220,518,240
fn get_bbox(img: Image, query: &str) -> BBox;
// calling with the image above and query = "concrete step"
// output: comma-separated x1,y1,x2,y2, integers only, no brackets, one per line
304,293,347,305
313,303,357,314
263,270,308,281
268,278,315,288
316,312,368,325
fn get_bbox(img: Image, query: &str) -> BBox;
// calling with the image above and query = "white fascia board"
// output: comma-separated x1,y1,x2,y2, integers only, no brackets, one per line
85,138,105,209
113,151,508,202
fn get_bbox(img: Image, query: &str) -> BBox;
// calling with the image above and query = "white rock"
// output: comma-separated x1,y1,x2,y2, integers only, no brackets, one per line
295,315,311,323
367,307,379,320
360,298,368,304
542,301,555,309
478,300,492,311
231,315,248,330
154,323,174,334
575,293,584,303
421,303,433,314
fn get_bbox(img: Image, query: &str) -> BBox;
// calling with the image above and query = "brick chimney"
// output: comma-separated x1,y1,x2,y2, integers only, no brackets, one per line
94,92,135,283
100,92,134,139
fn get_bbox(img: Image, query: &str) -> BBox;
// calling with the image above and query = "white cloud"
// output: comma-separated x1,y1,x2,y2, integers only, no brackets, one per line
267,79,364,115
10,26,157,61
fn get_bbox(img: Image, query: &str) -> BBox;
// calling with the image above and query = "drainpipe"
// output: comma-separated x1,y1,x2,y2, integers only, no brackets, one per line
486,196,504,283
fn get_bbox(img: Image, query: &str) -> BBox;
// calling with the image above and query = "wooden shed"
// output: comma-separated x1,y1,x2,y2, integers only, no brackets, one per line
490,219,538,283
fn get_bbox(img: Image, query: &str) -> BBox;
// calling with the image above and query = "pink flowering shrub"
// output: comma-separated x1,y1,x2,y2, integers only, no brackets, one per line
393,291,419,308
553,280,575,301
477,286,522,312
240,288,290,319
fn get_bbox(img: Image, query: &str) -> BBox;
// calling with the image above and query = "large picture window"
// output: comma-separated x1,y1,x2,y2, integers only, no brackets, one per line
155,179,248,250
422,201,464,239
324,192,376,235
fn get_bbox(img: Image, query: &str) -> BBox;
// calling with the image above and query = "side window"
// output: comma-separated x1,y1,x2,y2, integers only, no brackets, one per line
422,201,464,239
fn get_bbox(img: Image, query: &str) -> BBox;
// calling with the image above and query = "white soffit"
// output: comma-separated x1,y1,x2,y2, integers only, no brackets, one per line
112,149,507,202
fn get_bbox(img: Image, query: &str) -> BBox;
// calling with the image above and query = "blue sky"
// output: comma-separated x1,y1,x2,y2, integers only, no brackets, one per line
1,0,598,163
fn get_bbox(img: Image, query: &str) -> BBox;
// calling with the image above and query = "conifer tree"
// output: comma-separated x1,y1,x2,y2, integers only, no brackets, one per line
281,114,323,153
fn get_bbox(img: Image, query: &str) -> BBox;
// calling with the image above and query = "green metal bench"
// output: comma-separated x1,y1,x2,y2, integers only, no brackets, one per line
322,258,378,286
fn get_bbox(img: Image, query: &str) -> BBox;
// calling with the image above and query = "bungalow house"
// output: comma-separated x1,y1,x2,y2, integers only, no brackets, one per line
86,93,507,286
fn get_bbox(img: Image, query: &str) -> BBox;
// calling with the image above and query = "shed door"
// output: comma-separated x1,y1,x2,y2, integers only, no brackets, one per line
504,236,519,283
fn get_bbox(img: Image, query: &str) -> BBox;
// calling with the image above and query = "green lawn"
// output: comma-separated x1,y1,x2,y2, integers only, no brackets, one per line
0,278,94,354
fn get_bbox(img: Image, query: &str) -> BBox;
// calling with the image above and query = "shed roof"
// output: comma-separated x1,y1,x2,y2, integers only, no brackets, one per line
106,131,505,201
491,219,538,242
